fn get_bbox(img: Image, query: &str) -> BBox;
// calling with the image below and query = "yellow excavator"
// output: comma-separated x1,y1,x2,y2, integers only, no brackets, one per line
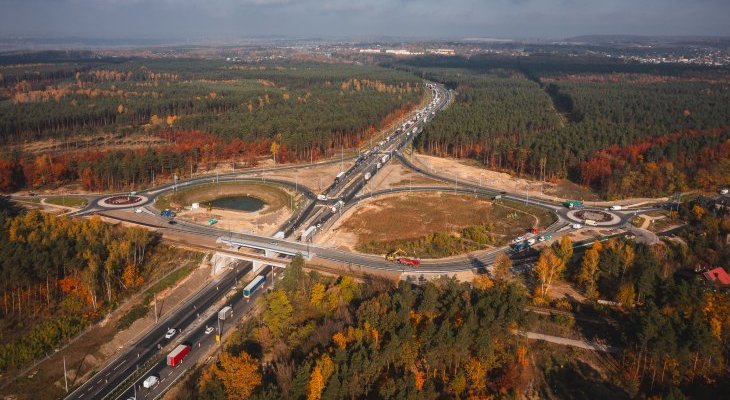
385,248,406,261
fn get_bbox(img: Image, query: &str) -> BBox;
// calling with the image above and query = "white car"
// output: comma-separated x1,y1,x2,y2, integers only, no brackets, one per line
164,328,176,339
205,326,215,335
143,375,158,389
514,235,526,242
134,208,142,213
526,238,536,245
720,188,729,195
572,223,583,229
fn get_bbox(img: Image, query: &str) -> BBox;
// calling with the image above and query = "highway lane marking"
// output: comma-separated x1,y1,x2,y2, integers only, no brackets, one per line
112,359,127,371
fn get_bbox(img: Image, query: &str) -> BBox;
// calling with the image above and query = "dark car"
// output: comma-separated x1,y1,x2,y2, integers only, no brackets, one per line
168,220,177,225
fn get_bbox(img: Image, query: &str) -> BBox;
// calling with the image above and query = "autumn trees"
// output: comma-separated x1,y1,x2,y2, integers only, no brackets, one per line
194,254,529,399
0,207,160,371
0,59,425,193
401,56,730,198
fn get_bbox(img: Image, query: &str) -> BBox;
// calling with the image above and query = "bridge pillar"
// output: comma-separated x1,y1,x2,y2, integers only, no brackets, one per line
252,260,265,274
264,249,276,258
211,252,235,275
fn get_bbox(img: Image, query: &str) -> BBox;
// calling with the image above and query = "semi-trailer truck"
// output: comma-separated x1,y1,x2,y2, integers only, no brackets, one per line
397,258,421,267
167,344,191,367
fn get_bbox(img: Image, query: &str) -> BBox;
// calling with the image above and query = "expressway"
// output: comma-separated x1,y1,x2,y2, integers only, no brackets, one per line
66,266,253,400
112,265,275,400
63,78,655,275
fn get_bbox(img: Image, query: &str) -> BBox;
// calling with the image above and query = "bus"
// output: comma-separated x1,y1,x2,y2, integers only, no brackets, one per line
243,274,266,298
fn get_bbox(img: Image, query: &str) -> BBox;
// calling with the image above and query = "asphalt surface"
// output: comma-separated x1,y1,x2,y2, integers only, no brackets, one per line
66,265,253,400
115,265,274,400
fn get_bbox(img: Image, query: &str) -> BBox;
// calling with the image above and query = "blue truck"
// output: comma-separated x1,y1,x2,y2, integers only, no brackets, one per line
510,241,530,252
160,209,176,217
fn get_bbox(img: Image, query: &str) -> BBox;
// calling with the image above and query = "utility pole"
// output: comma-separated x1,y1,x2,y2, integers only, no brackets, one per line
154,295,158,323
63,356,68,393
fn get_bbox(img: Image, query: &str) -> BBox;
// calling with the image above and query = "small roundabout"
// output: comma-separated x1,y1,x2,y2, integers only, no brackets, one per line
98,194,148,208
567,208,620,225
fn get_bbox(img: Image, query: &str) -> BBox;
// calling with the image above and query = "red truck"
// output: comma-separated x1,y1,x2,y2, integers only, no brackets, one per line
167,344,191,367
397,258,421,267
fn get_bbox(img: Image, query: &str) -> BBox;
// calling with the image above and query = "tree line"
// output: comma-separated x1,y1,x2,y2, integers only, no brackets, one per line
396,56,730,198
0,199,157,371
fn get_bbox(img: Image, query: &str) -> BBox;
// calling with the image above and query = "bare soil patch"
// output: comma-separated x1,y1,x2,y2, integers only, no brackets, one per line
158,182,297,235
323,192,538,256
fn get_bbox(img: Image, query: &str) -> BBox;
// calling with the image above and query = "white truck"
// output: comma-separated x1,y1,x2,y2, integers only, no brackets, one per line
609,205,623,211
301,225,317,242
317,194,328,201
364,172,372,181
584,219,597,226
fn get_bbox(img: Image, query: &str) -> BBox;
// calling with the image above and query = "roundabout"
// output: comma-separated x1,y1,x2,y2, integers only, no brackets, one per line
98,194,148,208
567,208,620,226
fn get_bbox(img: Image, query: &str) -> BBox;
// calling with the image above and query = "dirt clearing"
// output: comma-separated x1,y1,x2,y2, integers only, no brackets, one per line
320,192,541,255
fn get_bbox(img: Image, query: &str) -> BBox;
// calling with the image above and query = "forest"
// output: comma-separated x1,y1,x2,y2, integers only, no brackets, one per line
0,57,423,192
0,198,163,371
178,192,730,399
396,56,730,198
180,256,529,399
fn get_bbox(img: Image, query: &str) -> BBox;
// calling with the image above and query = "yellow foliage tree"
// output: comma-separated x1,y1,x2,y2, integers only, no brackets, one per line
117,104,124,114
534,247,564,300
472,274,494,290
492,252,513,282
212,351,262,400
149,114,159,125
310,282,326,307
332,331,347,349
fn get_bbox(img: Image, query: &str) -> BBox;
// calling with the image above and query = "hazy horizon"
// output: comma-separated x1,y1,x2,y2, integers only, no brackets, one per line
2,0,729,41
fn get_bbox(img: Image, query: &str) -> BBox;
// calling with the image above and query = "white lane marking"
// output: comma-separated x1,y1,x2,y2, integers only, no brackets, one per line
112,358,127,371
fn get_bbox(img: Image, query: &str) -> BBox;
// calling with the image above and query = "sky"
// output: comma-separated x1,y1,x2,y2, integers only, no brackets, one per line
1,0,729,40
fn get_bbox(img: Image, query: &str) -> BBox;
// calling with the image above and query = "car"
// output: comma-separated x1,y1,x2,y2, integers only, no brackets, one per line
168,220,177,225
571,223,583,229
205,326,215,335
127,397,136,400
720,188,729,195
514,235,526,242
537,235,546,242
143,375,158,389
134,208,142,213
165,328,176,339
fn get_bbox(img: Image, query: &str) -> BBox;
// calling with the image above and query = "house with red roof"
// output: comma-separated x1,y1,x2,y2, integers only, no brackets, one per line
703,267,730,286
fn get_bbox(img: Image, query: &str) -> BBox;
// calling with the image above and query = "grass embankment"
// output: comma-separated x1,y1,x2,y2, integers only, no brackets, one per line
44,196,87,208
344,192,555,258
115,251,201,331
155,181,297,213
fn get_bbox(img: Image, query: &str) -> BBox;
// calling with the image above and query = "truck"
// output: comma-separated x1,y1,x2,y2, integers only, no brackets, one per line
317,194,328,201
381,154,389,164
301,225,317,242
397,257,421,267
364,172,372,181
511,241,530,252
160,209,175,217
330,200,345,213
584,219,597,226
218,306,233,320
143,375,159,389
243,275,266,297
376,162,382,169
563,200,584,209
167,344,191,367
334,171,345,183
609,205,623,211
